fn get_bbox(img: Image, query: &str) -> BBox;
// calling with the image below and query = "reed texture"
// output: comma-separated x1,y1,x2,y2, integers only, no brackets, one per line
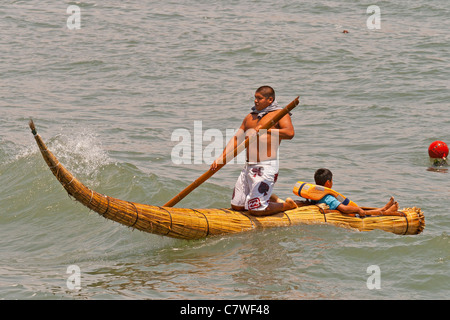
29,120,425,239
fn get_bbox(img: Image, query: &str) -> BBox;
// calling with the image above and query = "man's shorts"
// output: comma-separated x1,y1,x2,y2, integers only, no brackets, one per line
231,160,279,211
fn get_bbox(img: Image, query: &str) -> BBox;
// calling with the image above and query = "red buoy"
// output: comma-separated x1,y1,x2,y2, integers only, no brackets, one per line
428,141,449,159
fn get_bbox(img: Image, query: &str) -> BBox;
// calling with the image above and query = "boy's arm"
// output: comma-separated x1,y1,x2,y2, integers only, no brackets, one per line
336,204,366,217
321,195,366,217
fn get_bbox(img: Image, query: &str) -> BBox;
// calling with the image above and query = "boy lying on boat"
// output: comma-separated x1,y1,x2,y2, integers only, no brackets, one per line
274,168,399,217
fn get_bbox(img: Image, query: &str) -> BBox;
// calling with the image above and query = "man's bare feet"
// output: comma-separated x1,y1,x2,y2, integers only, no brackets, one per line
270,194,285,203
285,197,298,210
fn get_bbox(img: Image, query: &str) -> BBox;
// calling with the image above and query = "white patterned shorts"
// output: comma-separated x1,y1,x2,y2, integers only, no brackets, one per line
231,160,279,211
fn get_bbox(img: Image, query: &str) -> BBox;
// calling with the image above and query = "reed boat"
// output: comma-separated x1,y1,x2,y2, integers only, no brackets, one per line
29,120,425,239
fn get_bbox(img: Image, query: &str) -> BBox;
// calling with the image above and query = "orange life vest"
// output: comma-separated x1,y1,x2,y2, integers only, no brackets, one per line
292,181,358,207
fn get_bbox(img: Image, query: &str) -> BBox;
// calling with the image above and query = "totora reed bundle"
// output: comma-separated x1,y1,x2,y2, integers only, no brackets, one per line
29,120,425,240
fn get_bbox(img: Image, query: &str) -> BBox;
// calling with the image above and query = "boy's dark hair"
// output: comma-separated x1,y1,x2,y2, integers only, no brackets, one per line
256,86,275,100
314,168,333,186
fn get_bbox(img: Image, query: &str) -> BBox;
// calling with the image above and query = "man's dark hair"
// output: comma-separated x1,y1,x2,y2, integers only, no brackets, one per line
314,168,333,186
256,86,275,100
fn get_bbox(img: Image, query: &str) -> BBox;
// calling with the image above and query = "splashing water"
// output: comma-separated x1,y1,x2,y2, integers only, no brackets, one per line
43,129,112,180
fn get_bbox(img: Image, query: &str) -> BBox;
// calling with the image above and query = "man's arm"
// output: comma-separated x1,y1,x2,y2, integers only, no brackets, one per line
267,113,295,141
209,117,247,171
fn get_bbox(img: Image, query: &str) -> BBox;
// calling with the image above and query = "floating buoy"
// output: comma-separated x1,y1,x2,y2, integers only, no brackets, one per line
428,141,448,159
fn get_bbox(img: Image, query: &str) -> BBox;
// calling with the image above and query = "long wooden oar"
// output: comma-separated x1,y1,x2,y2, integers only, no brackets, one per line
164,96,300,207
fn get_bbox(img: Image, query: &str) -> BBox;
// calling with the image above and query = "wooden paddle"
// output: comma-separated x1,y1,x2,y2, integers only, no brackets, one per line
163,96,300,207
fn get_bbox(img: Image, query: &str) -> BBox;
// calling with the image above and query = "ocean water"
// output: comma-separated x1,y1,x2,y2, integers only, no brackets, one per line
0,0,449,301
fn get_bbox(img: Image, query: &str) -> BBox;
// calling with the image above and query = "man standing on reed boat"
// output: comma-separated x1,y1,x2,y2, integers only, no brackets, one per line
210,86,298,216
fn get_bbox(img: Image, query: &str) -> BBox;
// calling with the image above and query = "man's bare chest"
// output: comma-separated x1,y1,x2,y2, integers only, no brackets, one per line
244,114,280,132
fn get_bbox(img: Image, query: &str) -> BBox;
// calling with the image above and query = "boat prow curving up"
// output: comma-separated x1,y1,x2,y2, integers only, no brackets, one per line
29,120,425,239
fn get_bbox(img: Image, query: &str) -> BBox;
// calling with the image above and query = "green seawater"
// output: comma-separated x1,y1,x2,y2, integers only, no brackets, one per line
0,0,449,300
